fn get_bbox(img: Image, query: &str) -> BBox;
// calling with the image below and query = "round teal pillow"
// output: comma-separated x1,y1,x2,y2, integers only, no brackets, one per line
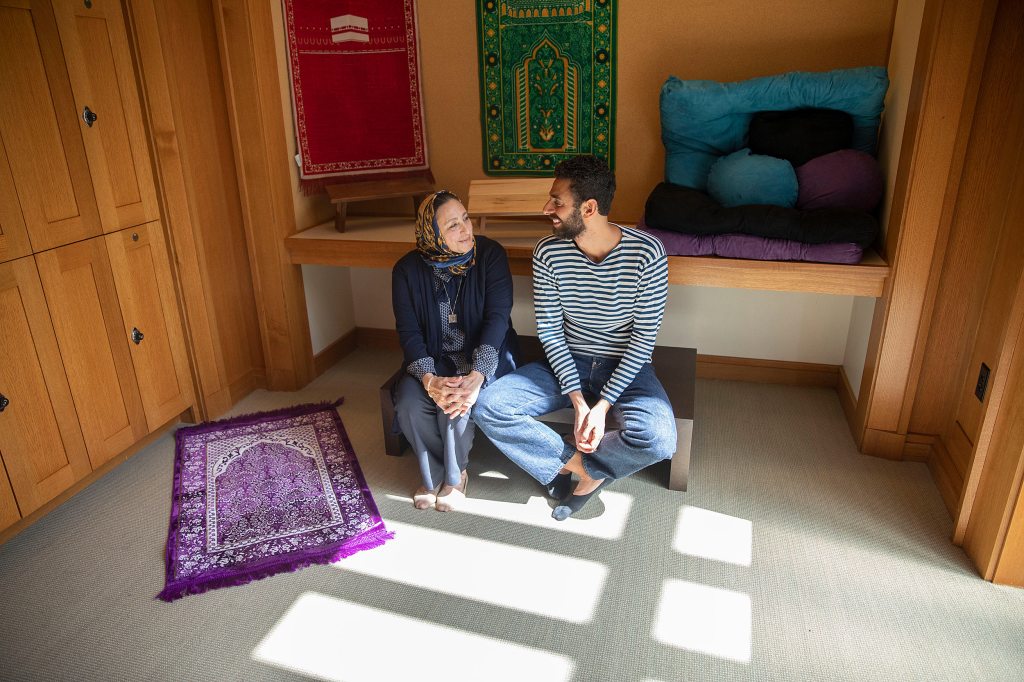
707,148,798,208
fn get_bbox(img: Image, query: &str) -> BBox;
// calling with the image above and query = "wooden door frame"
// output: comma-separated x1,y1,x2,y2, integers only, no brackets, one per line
208,0,314,391
853,0,998,457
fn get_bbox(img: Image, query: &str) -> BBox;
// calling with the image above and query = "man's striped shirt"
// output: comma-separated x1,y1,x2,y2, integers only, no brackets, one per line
532,225,668,403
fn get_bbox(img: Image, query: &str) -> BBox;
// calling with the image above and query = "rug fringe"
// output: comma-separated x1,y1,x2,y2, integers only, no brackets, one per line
176,398,345,437
157,527,394,603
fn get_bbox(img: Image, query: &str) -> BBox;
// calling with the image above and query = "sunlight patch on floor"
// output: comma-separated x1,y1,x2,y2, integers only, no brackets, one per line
652,579,752,663
383,490,633,540
672,505,753,567
254,592,575,682
332,520,608,622
477,470,509,479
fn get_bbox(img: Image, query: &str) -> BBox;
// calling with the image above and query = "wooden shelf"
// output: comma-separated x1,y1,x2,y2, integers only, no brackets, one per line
286,216,890,297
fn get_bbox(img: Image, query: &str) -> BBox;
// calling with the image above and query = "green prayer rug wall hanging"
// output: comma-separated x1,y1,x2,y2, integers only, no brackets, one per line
477,0,616,175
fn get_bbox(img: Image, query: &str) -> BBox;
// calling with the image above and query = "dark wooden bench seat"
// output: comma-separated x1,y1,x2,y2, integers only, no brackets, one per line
379,335,695,491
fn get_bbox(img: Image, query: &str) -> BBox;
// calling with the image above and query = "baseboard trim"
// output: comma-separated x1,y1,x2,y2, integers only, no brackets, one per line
696,354,839,387
356,327,402,351
227,368,266,408
0,410,187,547
314,329,358,377
351,327,840,387
838,366,858,427
928,434,964,518
903,433,935,463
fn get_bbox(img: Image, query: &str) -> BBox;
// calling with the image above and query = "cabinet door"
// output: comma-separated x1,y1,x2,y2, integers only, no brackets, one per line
52,0,160,232
105,222,193,430
0,257,91,516
35,239,147,468
0,138,32,264
0,457,20,533
0,0,101,252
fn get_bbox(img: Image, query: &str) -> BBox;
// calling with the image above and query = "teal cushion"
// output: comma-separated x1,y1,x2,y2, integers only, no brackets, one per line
660,66,888,189
707,149,798,208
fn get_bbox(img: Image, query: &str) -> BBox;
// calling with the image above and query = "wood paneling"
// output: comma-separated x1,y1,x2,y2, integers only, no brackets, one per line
0,0,101,252
212,0,313,391
0,139,32,263
908,0,1024,444
0,408,184,546
52,0,159,233
0,257,90,516
856,0,998,451
963,292,1024,579
125,0,265,418
35,239,146,468
0,459,19,532
105,222,192,430
995,492,1024,587
696,355,838,387
928,435,963,516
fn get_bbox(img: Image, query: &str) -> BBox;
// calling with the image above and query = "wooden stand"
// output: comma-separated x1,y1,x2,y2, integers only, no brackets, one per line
326,176,435,232
467,178,554,232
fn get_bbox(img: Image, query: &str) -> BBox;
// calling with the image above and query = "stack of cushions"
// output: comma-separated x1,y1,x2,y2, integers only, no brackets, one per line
642,66,889,264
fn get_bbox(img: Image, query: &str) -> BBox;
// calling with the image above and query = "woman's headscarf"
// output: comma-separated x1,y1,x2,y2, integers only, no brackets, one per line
416,191,476,276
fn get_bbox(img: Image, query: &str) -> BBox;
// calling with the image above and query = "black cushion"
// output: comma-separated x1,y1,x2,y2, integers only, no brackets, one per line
748,108,854,167
643,182,879,248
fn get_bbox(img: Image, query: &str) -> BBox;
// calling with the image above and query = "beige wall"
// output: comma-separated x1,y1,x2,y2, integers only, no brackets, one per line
288,0,904,362
418,0,896,221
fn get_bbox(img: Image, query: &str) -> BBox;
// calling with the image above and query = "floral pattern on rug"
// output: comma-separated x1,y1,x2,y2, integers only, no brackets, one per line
159,400,391,601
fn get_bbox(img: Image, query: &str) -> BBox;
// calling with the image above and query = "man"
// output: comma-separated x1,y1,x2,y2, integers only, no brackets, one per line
473,155,677,520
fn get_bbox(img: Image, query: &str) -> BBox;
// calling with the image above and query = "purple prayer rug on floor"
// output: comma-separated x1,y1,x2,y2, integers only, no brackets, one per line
158,399,392,602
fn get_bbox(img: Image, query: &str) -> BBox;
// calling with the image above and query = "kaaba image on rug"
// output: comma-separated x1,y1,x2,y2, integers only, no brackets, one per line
477,0,617,174
158,400,392,602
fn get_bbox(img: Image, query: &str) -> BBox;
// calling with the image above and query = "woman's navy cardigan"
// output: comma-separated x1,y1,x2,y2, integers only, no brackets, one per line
391,235,519,379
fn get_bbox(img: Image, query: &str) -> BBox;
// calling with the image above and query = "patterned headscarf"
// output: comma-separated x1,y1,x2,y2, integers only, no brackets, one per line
416,191,476,276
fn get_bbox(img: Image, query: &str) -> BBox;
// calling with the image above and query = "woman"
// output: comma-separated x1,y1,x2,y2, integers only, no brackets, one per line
392,190,518,511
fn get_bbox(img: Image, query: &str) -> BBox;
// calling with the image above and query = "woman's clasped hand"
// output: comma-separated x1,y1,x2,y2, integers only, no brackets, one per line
422,370,485,418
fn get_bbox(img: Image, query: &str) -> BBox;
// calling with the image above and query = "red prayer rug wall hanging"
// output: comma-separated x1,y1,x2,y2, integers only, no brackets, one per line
477,0,617,175
158,400,392,601
284,0,429,183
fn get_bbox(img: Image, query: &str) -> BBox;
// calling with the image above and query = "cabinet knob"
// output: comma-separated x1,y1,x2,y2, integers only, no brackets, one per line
131,327,144,345
82,106,97,127
131,232,139,242
0,393,8,412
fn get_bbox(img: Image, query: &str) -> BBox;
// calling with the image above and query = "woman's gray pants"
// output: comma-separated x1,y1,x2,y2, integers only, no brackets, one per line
394,374,474,490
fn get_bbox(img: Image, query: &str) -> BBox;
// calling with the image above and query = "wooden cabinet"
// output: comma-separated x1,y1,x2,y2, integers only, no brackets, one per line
0,257,91,519
105,222,193,429
33,223,193,470
0,139,33,264
52,0,160,233
0,462,20,533
35,238,147,469
0,0,102,253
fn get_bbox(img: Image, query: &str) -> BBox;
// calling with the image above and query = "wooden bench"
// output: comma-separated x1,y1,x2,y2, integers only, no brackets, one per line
379,335,695,491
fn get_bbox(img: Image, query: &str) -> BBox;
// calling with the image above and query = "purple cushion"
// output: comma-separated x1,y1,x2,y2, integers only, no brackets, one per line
639,222,864,264
795,149,884,211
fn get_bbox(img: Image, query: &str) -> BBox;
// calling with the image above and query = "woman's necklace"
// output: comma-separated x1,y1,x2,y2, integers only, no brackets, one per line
442,277,463,324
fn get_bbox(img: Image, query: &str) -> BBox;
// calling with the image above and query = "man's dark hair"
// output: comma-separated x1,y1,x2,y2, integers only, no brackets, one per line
554,155,616,216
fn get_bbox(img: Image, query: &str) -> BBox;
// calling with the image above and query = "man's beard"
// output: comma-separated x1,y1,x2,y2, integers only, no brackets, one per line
553,207,585,239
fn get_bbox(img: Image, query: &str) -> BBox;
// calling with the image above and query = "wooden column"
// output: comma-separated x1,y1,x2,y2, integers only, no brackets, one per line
854,0,998,457
210,0,313,391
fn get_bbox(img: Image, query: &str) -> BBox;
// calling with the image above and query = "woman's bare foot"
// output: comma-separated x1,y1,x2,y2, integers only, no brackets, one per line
435,470,468,512
412,485,438,510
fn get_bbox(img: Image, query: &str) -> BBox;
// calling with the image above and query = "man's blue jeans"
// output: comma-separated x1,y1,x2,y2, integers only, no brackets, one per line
474,354,677,485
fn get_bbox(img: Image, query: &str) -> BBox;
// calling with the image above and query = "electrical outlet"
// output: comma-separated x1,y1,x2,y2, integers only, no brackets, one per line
975,363,991,402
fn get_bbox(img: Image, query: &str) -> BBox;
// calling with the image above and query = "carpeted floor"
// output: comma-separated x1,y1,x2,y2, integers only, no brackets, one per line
0,347,1022,681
